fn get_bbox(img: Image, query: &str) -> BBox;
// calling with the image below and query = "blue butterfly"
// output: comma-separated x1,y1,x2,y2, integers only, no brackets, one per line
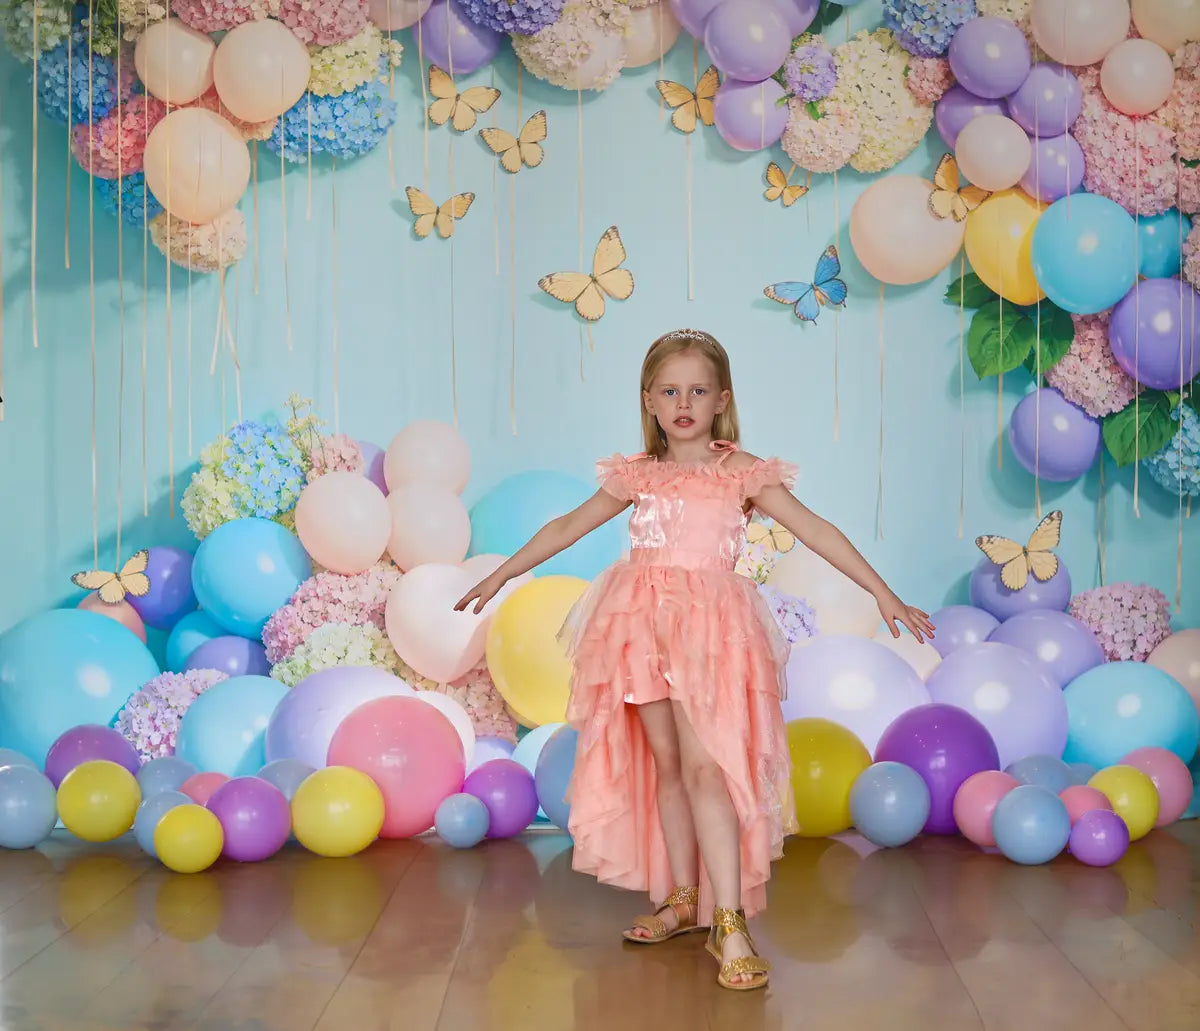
764,246,848,323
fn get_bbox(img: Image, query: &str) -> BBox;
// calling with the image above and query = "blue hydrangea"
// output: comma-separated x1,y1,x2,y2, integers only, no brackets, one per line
96,172,163,226
1143,405,1200,497
883,0,976,58
460,0,564,34
217,419,306,518
784,40,837,102
34,20,129,125
266,65,396,164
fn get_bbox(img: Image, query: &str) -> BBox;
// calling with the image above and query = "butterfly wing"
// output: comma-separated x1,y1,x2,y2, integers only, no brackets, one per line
517,111,548,169
453,85,501,131
434,193,475,238
72,569,118,603
764,162,787,202
117,549,151,598
1027,550,1060,583
479,127,520,171
573,281,608,322
1026,509,1063,553
928,188,957,220
764,281,813,310
959,184,991,215
657,79,699,134
813,245,841,286
592,226,634,302
766,524,797,553
745,522,770,547
816,278,848,307
976,534,1025,568
933,153,958,193
539,271,594,307
782,184,808,207
1000,554,1031,592
427,65,457,127
406,186,438,238
694,66,719,125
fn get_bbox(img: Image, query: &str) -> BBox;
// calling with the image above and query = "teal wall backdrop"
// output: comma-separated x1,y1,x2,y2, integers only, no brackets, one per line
1,10,1197,638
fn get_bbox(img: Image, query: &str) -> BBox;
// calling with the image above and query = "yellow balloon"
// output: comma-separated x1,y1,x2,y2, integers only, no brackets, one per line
964,189,1047,305
154,804,224,873
290,766,384,858
486,576,589,728
56,759,141,842
1089,765,1160,842
786,718,872,838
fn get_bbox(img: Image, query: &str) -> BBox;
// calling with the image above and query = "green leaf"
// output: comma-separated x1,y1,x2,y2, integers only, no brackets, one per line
1022,304,1075,375
945,271,998,310
806,2,845,35
1102,391,1181,467
805,100,823,121
968,301,1037,379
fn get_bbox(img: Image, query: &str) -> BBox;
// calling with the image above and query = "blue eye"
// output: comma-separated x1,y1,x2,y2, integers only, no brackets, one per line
694,388,705,396
664,388,676,396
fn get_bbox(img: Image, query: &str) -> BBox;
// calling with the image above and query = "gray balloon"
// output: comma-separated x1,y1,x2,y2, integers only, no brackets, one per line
134,790,192,856
0,748,37,770
257,758,315,801
0,765,58,849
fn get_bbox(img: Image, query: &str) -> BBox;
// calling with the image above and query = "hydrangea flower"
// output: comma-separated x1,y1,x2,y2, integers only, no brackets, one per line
461,0,565,33
511,0,630,92
173,0,279,33
423,664,519,742
905,55,953,105
149,209,249,273
190,86,278,143
0,0,73,62
71,91,165,178
882,0,976,58
96,170,163,225
270,622,401,686
307,23,402,97
1143,406,1200,498
307,432,364,479
783,36,837,102
267,63,397,162
278,0,368,45
34,21,135,125
1153,43,1200,162
115,669,228,761
1068,582,1172,662
1044,311,1141,418
757,584,818,644
1185,223,1200,291
781,97,862,174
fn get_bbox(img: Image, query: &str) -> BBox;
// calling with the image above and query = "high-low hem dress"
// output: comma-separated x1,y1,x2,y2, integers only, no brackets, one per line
559,441,798,922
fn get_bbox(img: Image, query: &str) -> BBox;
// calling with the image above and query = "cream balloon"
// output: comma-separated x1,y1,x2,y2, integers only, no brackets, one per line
848,175,966,285
954,114,1033,191
1147,629,1200,717
134,18,215,105
871,630,942,681
767,545,881,638
412,690,476,766
142,109,250,223
212,20,311,124
624,2,683,68
386,482,471,570
459,554,535,616
384,420,471,494
367,0,432,30
1131,0,1200,53
294,472,391,575
1031,0,1131,66
564,30,626,90
385,564,489,683
1100,38,1175,115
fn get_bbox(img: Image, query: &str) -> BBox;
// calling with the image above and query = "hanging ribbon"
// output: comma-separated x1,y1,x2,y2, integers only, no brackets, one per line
833,170,840,441
419,18,429,189
252,141,260,294
64,24,72,270
187,237,194,456
509,64,523,435
387,0,397,191
1133,118,1142,518
0,83,5,421
331,157,341,433
686,40,697,301
141,93,150,516
1097,452,1107,586
30,7,39,350
280,70,294,350
491,64,501,276
115,23,127,562
997,275,1004,469
877,283,885,539
1032,93,1042,519
577,86,589,372
87,17,100,565
1176,160,1187,612
306,95,313,220
958,254,966,538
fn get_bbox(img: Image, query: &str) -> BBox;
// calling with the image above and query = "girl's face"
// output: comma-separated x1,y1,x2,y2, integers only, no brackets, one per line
643,350,730,448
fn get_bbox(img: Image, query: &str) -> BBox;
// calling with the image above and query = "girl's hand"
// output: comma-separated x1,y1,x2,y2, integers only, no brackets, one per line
454,573,507,615
877,592,935,644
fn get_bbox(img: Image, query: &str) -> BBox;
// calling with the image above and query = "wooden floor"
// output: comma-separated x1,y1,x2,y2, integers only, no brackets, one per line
1,824,1198,1031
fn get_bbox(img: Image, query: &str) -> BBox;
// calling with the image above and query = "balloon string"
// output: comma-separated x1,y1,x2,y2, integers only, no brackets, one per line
252,141,259,293
387,0,396,191
419,21,429,190
30,6,39,350
1097,452,1107,586
64,24,71,270
449,136,458,427
491,64,500,276
306,95,313,220
1133,118,1142,518
1178,162,1189,612
280,67,293,351
877,283,885,540
142,91,150,516
577,86,584,272
510,66,521,435
997,267,1004,470
832,170,840,441
88,16,99,568
187,237,194,456
115,23,126,564
958,252,966,539
331,157,340,433
0,82,5,420
231,247,242,421
1033,94,1042,520
164,18,176,517
686,39,697,301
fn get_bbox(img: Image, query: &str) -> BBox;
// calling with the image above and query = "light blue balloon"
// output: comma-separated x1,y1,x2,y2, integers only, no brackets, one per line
1138,209,1190,279
165,611,225,671
1183,751,1200,821
1063,662,1200,769
468,471,621,581
0,765,58,848
0,609,160,767
1067,762,1097,786
133,790,191,856
435,792,490,848
1005,754,1074,794
257,758,315,801
192,518,311,639
136,756,198,797
1031,193,1138,314
512,722,563,821
849,761,931,848
175,675,289,777
0,748,37,770
991,784,1071,865
534,725,578,833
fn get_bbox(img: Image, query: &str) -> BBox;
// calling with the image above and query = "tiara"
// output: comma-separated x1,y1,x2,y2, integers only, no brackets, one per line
662,328,711,342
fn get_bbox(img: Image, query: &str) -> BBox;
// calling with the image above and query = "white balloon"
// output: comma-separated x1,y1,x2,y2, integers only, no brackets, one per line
385,563,489,683
412,690,476,767
871,630,943,681
768,545,881,637
386,483,471,570
385,420,471,494
624,2,683,68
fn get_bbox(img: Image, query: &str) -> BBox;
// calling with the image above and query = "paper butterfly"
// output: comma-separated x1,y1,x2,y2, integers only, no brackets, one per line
928,153,990,222
764,246,848,323
538,226,634,322
427,65,501,132
746,519,796,555
655,66,719,134
764,162,808,207
71,549,151,604
975,510,1062,591
405,187,475,239
479,111,547,174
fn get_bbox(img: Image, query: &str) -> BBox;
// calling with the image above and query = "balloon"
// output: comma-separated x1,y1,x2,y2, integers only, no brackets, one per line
947,16,1032,99
785,718,871,837
1108,278,1200,391
1008,388,1102,482
1131,0,1200,53
166,610,224,671
1031,193,1138,314
1185,751,1200,819
848,175,966,285
991,784,1071,864
968,554,1072,622
955,115,1032,191
417,0,503,76
45,724,141,788
57,759,141,842
624,0,682,68
357,440,389,494
294,472,390,575
154,803,224,873
257,758,315,801
0,748,36,769
1068,762,1098,785
1068,807,1129,865
782,636,931,755
469,735,516,772
875,703,1000,834
133,789,190,855
211,19,311,123
963,189,1046,304
988,610,1104,686
327,695,465,838
550,26,626,91
712,77,789,152
1063,662,1200,768
384,563,492,682
463,758,538,838
1121,746,1193,826
953,769,1019,846
412,690,476,767
384,420,470,494
669,0,722,35
0,765,58,848
1019,133,1085,203
459,553,535,596
183,635,270,678
935,85,1007,148
849,761,931,847
1088,765,1159,841
192,518,311,638
143,109,250,223
512,721,565,776
1147,629,1200,715
1005,755,1075,793
207,776,291,862
386,483,471,570
775,0,820,34
703,0,790,82
928,605,999,658
367,0,432,30
127,546,196,630
534,724,578,831
1030,0,1131,66
77,593,147,643
435,792,490,847
134,18,215,105
180,771,230,805
175,675,287,778
768,544,880,637
1005,63,1082,137
137,756,198,797
290,766,385,857
1059,784,1113,823
1137,209,1191,279
1100,37,1175,115
870,629,942,680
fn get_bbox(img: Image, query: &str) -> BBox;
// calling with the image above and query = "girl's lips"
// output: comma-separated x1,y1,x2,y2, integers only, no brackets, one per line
674,417,693,426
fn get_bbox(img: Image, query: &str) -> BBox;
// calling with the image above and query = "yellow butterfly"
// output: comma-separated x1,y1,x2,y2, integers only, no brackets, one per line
764,162,808,207
427,64,501,132
746,519,797,555
71,549,151,605
655,65,719,134
538,226,634,322
405,186,475,239
975,510,1063,591
928,153,991,222
479,110,547,174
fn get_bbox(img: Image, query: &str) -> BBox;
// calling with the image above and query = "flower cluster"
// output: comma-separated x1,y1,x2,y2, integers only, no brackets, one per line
149,209,249,273
270,622,402,687
511,1,630,92
267,67,397,162
173,0,279,32
1143,406,1200,498
115,669,228,761
278,0,368,45
307,432,364,479
69,92,165,179
757,584,818,645
1068,582,1173,662
736,540,777,585
96,170,163,225
1044,312,1141,418
307,23,402,97
883,0,976,58
975,0,1031,19
422,664,519,742
34,23,135,126
905,55,953,105
461,0,565,33
783,36,837,103
1185,223,1200,292
106,0,168,43
1180,164,1200,217
1153,43,1200,162
190,86,278,143
781,97,861,174
0,0,73,62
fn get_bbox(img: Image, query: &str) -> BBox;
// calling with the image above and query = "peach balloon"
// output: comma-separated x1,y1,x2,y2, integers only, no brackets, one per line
624,2,683,68
181,771,230,805
294,472,391,575
1122,746,1193,826
848,175,966,285
384,564,490,683
964,188,1046,305
459,554,535,615
77,592,148,643
384,420,470,494
955,115,1032,192
953,770,1019,847
143,108,250,223
212,20,311,124
134,19,216,105
1031,0,1131,66
367,0,432,30
871,630,942,680
1059,784,1112,824
1132,0,1200,53
1101,38,1175,115
1147,629,1200,716
768,545,880,638
387,483,471,571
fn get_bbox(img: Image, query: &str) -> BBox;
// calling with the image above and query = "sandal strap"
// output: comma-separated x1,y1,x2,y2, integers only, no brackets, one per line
720,956,771,980
630,914,669,937
662,885,699,908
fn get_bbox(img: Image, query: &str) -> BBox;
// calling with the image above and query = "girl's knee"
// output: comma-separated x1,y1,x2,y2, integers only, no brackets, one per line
681,755,724,798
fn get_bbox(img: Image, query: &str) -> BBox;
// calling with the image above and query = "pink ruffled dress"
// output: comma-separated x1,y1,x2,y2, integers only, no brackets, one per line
560,441,798,921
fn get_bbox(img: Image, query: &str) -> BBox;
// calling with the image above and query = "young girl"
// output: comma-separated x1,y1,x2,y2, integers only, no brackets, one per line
456,329,933,992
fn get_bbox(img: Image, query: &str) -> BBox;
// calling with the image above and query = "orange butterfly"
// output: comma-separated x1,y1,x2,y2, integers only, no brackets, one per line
764,162,808,207
928,153,990,222
71,550,151,604
427,65,500,132
655,66,719,134
975,511,1062,591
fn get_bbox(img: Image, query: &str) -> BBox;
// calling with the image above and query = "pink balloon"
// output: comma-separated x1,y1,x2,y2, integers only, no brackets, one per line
386,483,471,570
134,18,215,105
1059,785,1113,824
953,769,1018,846
460,554,535,595
849,175,966,285
294,472,391,575
1031,0,1131,67
384,563,490,682
1131,0,1200,54
77,592,148,643
954,114,1032,191
367,0,432,30
181,771,230,805
212,19,311,123
1100,38,1175,116
1122,746,1192,826
1147,629,1200,717
384,420,470,494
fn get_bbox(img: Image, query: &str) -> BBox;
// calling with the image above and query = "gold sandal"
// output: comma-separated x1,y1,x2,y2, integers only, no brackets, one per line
621,886,704,944
706,907,770,991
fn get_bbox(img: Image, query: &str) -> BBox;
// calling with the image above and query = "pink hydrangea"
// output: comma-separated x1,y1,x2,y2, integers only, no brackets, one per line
1184,223,1200,291
781,98,862,174
308,433,364,480
71,93,166,179
905,56,953,105
422,664,518,743
187,87,278,143
172,0,278,33
1068,582,1172,662
1044,312,1142,418
1180,163,1200,216
278,0,368,45
1153,43,1200,161
115,668,228,761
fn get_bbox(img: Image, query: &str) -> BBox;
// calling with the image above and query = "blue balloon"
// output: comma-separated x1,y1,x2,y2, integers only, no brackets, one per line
991,784,1071,864
1063,662,1200,769
0,748,37,770
165,610,225,672
1183,751,1200,821
435,792,490,848
136,756,198,797
1031,193,1138,314
257,758,315,801
534,725,578,832
175,675,289,777
468,471,621,581
192,518,311,639
1067,761,1097,786
0,609,160,767
133,789,191,856
0,765,58,848
1005,754,1074,794
849,761,931,848
512,722,564,821
1138,209,1190,279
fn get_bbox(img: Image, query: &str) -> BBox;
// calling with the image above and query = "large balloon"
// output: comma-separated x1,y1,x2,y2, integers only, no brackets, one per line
1031,193,1138,314
1137,209,1191,279
669,0,722,36
127,546,196,630
0,764,58,849
1088,764,1159,841
1008,387,1102,482
935,85,1007,149
1147,629,1200,715
1122,746,1193,826
386,483,471,570
1030,0,1131,66
290,765,384,857
367,0,432,31
1019,133,1085,204
1068,807,1129,866
767,545,879,637
786,718,871,837
1108,278,1200,391
57,760,141,842
953,769,1018,846
625,2,683,68
1005,63,1082,137
954,115,1032,192
44,724,140,788
136,755,197,798
991,784,1071,864
165,610,223,671
175,675,289,778
207,776,291,862
463,758,539,838
434,792,490,847
963,189,1046,305
1101,38,1175,115
154,803,224,873
848,761,930,848
134,18,215,106
947,16,1031,99
295,472,390,575
133,788,190,856
968,555,1072,622
712,77,790,152
988,610,1105,687
183,635,269,678
212,19,311,123
384,420,470,494
534,724,578,831
384,563,494,683
928,605,999,658
77,592,146,642
870,629,942,680
703,0,790,82
412,690,476,768
143,109,250,224
416,0,503,76
1131,0,1200,53
849,175,965,285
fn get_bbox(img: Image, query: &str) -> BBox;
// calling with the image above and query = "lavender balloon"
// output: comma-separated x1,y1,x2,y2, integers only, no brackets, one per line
774,0,819,34
935,85,1008,148
463,758,538,838
988,610,1104,687
669,0,723,36
467,735,516,773
1068,807,1129,867
704,0,791,83
948,17,1031,100
928,605,1000,658
127,547,196,630
417,0,502,75
44,724,141,788
184,636,270,678
713,77,789,152
1008,387,1101,482
356,440,389,495
207,776,291,862
969,555,1073,622
1108,278,1200,391
1006,63,1082,137
1019,133,1084,203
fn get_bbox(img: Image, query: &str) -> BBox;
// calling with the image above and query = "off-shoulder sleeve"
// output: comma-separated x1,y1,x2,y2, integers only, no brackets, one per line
740,456,798,499
596,454,637,501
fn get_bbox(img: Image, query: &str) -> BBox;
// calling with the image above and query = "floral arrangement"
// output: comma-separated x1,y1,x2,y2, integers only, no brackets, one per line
1153,43,1199,162
510,0,629,92
461,0,565,34
34,22,134,125
307,433,365,479
70,92,166,181
782,35,837,103
1043,312,1141,419
421,664,518,743
96,171,163,225
883,0,976,58
278,0,367,46
268,62,398,162
0,0,72,62
757,584,818,645
115,668,228,761
781,98,862,174
149,209,249,273
172,0,280,33
1143,406,1200,498
307,24,402,97
1068,583,1173,663
270,622,402,687
89,0,168,48
1185,225,1200,293
905,55,953,105
190,86,279,143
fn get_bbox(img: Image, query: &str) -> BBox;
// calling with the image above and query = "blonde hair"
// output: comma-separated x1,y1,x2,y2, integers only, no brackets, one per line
639,329,740,458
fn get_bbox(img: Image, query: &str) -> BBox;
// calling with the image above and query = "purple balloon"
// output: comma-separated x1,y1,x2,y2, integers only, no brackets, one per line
948,16,1031,100
1006,63,1082,137
935,85,1008,148
704,0,791,83
463,758,538,838
357,440,389,495
184,636,270,678
773,0,819,35
1008,387,1102,482
1068,807,1129,866
988,610,1105,687
669,0,723,36
416,0,502,76
126,547,196,630
969,555,1073,622
207,776,291,862
468,735,516,773
928,605,1000,658
713,77,789,152
45,724,141,787
1020,133,1085,203
875,703,1001,835
1108,278,1200,391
